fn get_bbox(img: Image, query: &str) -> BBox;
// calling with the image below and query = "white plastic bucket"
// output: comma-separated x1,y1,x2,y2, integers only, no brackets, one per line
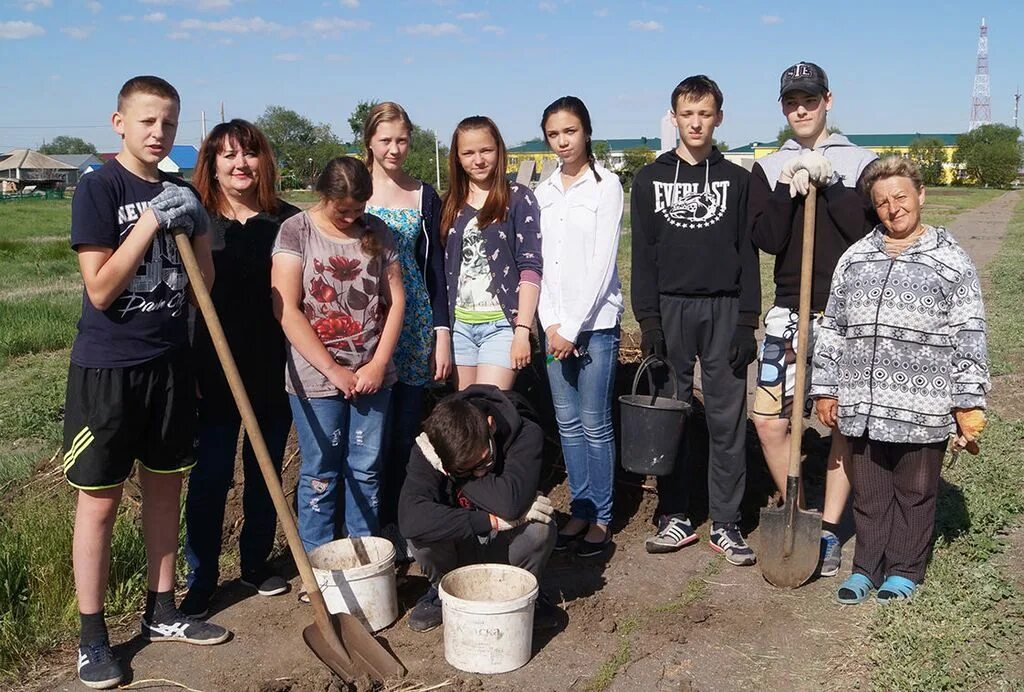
307,537,398,633
438,563,538,674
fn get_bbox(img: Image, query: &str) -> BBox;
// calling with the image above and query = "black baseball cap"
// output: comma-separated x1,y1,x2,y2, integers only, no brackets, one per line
779,62,829,100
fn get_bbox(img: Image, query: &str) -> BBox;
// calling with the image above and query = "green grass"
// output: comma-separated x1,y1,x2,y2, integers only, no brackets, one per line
867,195,1024,690
0,198,71,242
0,294,80,365
923,187,1004,229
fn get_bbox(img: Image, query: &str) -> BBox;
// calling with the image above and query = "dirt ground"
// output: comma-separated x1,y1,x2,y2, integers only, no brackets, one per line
23,192,1020,692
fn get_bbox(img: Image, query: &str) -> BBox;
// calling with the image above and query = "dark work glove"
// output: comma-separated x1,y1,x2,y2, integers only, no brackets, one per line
728,325,757,372
640,327,666,359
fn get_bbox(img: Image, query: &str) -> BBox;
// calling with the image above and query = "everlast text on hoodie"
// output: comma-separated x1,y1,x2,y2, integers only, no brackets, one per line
630,147,760,331
749,133,878,313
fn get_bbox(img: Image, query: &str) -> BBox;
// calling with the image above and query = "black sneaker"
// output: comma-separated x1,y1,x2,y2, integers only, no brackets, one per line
179,585,213,618
141,608,230,645
708,523,756,566
533,592,562,630
77,642,124,690
408,586,443,633
240,570,289,597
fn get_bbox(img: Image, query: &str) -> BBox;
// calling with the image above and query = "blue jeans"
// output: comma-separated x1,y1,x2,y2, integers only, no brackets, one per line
290,389,391,552
184,406,292,591
545,327,620,526
379,381,425,527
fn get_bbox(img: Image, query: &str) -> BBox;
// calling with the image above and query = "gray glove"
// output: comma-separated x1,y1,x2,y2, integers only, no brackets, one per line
520,494,555,525
150,181,202,236
782,152,835,197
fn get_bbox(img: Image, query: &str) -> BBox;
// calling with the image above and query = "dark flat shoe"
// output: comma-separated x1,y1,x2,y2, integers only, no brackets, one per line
554,524,588,552
575,534,611,558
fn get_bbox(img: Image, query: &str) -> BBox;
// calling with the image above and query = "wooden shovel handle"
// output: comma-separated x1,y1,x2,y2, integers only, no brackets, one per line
787,187,817,480
172,230,351,665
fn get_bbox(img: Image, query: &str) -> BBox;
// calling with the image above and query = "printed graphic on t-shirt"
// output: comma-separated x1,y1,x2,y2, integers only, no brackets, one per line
116,203,189,319
652,179,731,229
305,253,382,354
456,217,502,312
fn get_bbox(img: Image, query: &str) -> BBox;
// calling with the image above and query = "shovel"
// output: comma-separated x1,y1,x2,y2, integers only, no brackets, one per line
172,230,405,684
758,185,823,589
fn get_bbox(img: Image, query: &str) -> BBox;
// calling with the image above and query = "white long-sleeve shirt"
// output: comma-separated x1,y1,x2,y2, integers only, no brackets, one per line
536,162,624,343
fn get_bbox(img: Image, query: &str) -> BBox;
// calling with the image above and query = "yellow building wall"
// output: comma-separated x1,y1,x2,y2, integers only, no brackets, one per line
752,144,959,184
507,152,556,174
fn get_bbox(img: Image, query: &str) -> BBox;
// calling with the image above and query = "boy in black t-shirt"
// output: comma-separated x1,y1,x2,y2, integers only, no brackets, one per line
65,76,227,690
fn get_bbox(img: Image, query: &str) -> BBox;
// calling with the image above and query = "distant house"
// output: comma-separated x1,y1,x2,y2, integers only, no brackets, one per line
50,154,105,186
507,137,663,177
158,145,199,180
0,149,78,191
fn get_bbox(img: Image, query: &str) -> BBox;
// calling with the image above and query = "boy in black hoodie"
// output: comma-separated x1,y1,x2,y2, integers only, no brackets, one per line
398,384,559,632
748,62,877,578
631,75,760,566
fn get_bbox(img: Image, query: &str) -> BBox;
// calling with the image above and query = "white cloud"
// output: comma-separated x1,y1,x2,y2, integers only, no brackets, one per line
179,16,282,32
339,0,359,6
15,0,52,10
60,25,93,39
594,7,609,17
86,1,103,13
761,15,782,24
197,0,232,9
457,11,484,20
482,24,504,35
144,12,166,21
399,22,459,36
139,0,173,4
629,19,662,31
0,20,45,38
305,17,371,35
538,2,555,11
274,53,302,61
167,31,190,39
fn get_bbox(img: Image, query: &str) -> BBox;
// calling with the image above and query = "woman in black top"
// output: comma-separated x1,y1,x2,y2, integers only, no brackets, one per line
181,119,300,617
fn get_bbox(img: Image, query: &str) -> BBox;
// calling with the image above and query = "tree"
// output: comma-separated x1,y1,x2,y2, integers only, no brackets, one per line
38,136,97,155
255,105,345,188
593,140,611,167
776,124,842,146
346,100,449,190
713,138,729,152
907,138,948,186
953,124,1023,187
618,146,655,191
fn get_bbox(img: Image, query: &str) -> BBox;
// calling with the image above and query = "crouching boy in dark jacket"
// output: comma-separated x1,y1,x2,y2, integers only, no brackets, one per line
398,384,559,633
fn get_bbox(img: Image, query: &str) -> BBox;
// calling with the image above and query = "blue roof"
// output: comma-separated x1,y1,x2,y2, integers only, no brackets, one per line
166,145,198,169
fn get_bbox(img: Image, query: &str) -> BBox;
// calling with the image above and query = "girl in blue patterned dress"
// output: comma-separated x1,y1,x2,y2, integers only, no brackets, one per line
363,102,450,548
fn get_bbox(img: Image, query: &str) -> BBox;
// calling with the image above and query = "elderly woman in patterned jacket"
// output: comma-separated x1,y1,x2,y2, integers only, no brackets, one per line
810,156,990,605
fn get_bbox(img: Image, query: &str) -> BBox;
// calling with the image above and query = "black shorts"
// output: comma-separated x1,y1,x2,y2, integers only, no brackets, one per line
62,350,196,490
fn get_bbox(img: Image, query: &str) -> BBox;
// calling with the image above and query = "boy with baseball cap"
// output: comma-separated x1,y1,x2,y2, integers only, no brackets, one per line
748,62,878,577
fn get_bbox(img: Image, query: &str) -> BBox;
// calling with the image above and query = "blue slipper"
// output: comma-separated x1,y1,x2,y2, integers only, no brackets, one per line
836,573,874,605
876,575,916,602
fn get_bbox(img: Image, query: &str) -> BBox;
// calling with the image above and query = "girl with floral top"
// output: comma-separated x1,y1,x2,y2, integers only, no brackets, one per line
440,116,543,391
271,156,405,553
362,102,450,553
535,97,624,557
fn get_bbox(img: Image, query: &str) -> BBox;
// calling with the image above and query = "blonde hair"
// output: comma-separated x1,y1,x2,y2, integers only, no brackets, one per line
860,155,925,198
362,102,414,173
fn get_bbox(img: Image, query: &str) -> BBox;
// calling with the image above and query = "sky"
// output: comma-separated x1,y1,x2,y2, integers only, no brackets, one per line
1,0,1023,155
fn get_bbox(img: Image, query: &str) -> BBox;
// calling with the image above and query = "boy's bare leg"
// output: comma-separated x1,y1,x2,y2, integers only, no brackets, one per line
139,466,183,592
74,486,124,614
754,416,791,499
822,431,851,525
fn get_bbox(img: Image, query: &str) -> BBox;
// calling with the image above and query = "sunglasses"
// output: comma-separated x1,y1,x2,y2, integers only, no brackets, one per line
454,436,497,480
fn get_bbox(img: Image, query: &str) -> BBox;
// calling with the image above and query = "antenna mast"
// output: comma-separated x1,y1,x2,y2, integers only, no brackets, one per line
969,17,991,131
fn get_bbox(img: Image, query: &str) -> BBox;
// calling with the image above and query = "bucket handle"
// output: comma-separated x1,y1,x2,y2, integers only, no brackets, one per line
631,355,679,405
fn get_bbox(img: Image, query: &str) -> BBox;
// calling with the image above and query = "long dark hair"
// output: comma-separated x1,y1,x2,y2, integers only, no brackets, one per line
314,156,382,257
540,96,601,182
440,116,509,245
194,119,280,216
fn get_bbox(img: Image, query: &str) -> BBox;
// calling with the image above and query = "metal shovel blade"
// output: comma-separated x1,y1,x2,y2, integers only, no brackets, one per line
302,613,405,684
758,502,822,588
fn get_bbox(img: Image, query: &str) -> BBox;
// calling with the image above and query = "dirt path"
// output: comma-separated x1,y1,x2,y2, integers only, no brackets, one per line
25,192,1020,692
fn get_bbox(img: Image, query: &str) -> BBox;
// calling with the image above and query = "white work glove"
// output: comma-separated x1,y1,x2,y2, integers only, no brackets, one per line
520,493,555,524
780,152,834,198
150,181,203,236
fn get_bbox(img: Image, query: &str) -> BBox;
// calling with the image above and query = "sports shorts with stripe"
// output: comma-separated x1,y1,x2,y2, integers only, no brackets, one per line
62,349,196,490
752,305,824,419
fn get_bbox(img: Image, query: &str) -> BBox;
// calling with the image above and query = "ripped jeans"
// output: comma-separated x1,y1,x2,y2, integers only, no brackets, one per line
289,389,391,552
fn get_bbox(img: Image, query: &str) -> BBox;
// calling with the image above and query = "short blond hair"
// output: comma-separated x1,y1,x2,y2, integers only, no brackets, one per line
860,155,924,198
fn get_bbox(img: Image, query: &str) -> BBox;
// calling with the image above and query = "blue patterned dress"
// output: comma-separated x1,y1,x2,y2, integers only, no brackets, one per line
366,205,433,386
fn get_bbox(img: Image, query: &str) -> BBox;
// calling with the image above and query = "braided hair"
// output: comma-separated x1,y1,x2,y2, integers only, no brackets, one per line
540,96,602,182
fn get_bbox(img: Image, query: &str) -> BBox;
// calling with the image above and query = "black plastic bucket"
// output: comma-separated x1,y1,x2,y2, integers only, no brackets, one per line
618,355,690,476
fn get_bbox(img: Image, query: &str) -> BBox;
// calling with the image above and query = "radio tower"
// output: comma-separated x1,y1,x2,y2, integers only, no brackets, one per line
969,17,991,131
1014,87,1021,129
